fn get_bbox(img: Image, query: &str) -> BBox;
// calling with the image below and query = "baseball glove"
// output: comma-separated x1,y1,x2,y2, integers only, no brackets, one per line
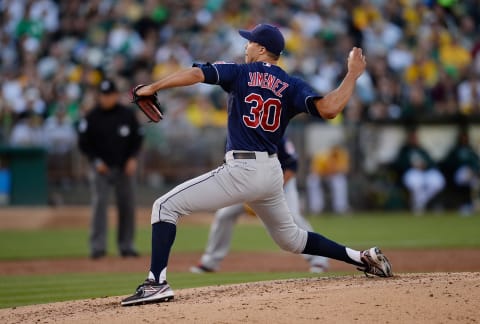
131,84,164,122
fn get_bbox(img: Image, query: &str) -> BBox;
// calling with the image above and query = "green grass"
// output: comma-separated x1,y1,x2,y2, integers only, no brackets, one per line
305,212,480,248
0,211,479,308
0,271,332,309
0,212,478,260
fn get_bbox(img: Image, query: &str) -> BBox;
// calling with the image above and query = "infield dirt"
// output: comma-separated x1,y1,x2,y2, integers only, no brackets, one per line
1,272,479,324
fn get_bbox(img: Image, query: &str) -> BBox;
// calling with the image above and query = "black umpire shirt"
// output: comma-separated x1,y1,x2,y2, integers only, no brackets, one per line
78,104,143,169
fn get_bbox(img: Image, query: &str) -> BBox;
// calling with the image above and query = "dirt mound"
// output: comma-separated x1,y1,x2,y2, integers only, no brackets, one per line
1,272,478,324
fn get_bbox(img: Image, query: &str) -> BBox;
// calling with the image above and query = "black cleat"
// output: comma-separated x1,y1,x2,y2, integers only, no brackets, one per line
121,279,174,306
358,247,393,278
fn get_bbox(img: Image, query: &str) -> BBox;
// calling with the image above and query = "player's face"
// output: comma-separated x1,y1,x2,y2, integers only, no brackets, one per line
99,92,118,109
244,41,263,63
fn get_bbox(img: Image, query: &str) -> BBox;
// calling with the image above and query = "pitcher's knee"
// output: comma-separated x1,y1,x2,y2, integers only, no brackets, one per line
272,229,307,254
151,197,179,225
276,240,301,253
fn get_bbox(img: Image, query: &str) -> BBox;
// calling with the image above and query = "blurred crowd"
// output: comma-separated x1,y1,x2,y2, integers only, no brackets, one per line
2,0,480,143
1,0,480,199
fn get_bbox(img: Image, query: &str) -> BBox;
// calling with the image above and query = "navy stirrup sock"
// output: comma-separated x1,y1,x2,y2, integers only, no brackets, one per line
303,232,363,267
150,221,177,283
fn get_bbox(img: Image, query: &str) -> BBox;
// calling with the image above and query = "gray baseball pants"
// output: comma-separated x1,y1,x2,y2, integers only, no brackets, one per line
151,151,308,254
199,177,329,270
89,167,136,254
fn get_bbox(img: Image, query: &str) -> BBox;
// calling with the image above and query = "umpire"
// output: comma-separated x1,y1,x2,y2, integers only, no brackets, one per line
78,79,144,259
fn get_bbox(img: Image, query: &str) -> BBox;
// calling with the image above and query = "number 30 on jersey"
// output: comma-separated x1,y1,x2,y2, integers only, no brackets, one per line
243,93,282,132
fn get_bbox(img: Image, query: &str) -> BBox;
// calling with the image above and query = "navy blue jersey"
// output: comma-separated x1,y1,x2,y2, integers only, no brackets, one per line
277,137,298,172
196,62,322,154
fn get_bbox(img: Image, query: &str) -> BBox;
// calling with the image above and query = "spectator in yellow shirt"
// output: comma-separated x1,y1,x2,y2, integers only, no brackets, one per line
404,50,439,88
439,38,472,75
306,145,351,214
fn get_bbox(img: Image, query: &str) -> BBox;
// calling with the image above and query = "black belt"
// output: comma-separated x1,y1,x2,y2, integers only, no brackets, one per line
233,152,257,159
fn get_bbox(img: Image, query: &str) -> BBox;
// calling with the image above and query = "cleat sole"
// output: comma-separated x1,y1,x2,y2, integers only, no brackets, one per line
121,295,174,307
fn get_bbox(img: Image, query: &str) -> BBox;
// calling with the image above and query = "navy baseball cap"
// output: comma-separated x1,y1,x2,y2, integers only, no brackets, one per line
99,79,117,94
238,23,285,56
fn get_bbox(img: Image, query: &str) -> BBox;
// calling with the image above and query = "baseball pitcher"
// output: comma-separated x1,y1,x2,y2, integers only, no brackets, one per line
122,23,392,306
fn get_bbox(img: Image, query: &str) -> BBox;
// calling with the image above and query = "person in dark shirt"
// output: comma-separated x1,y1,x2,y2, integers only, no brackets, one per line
78,79,144,259
393,128,445,214
440,128,480,215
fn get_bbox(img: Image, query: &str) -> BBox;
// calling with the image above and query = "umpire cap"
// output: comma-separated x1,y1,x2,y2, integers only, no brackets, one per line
238,23,285,56
99,79,117,94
